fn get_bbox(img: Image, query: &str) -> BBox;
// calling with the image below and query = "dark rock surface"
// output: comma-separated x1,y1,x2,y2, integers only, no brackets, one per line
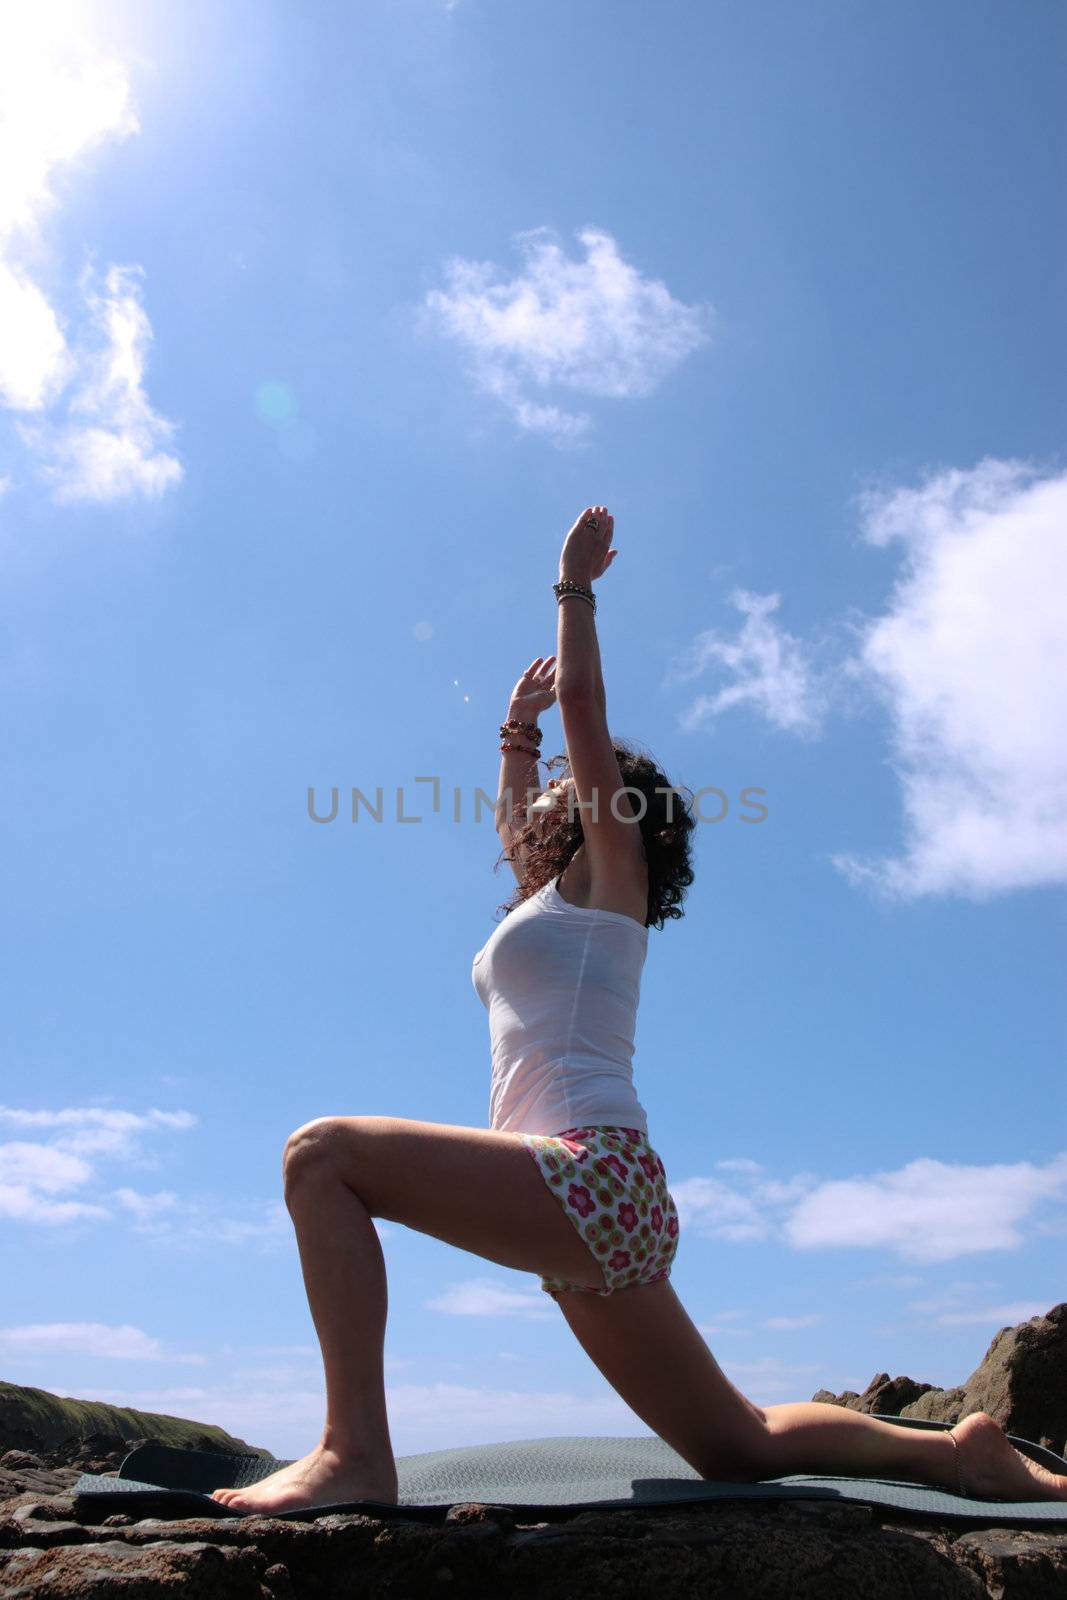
2,1496,1065,1599
1,1304,1064,1597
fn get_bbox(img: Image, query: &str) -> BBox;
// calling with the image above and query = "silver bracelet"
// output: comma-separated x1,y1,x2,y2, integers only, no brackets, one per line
557,591,596,610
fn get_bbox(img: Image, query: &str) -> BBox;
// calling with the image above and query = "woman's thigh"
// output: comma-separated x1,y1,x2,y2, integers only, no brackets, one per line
283,1115,610,1291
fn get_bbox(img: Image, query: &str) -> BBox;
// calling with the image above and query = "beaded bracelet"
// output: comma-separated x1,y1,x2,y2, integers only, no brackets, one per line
553,577,595,600
554,578,596,614
500,718,541,741
499,741,540,758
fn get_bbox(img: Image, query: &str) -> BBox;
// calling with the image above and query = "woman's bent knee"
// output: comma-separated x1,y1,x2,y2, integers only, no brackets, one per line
283,1118,342,1191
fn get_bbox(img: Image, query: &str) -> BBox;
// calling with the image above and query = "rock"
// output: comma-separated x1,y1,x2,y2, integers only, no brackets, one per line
808,1302,1067,1457
261,1560,297,1600
443,1501,517,1530
953,1526,1067,1596
904,1386,972,1425
0,1512,90,1552
949,1304,1067,1454
0,1382,271,1469
811,1388,863,1407
0,1471,80,1516
0,1537,269,1598
0,1501,1062,1598
0,1498,1059,1600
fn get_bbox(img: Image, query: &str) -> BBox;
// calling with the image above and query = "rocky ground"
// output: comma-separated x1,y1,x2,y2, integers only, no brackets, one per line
2,1459,1065,1600
1,1303,1064,1597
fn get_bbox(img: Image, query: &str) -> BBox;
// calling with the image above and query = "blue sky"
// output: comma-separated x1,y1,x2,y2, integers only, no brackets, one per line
1,0,1064,1464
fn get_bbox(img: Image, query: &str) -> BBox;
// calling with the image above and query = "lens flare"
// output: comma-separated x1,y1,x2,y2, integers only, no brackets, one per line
253,381,297,426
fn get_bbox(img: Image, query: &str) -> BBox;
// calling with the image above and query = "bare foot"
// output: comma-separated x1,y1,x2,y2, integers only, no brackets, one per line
208,1441,398,1514
952,1412,1067,1502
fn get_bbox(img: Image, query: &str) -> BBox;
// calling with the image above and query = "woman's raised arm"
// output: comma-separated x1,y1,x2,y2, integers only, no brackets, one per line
554,507,644,878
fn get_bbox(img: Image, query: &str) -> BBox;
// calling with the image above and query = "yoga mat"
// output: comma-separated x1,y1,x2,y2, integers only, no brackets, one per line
70,1415,1067,1526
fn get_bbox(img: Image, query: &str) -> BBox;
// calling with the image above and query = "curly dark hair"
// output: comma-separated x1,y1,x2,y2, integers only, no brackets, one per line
492,737,696,931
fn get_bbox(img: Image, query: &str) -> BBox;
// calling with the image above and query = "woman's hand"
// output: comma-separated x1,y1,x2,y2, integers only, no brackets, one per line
559,505,618,583
508,656,557,720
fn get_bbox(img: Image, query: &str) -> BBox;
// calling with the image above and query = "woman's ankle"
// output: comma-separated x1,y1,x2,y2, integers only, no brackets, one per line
318,1428,396,1473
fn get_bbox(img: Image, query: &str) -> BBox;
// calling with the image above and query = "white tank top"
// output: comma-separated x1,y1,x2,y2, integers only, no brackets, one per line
471,872,650,1137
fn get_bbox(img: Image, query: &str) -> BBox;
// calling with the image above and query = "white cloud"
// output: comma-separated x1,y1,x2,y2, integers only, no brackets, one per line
707,1352,827,1399
195,1201,293,1249
0,1104,196,1163
782,1154,1067,1265
0,1100,319,1248
0,1140,110,1222
0,1186,111,1225
424,1277,555,1319
0,261,71,409
671,1175,775,1243
0,1104,196,1227
858,1274,926,1291
215,1342,319,1360
21,263,183,502
673,1149,1067,1266
905,1291,1054,1329
668,457,1066,900
665,590,828,736
421,225,713,446
112,1187,179,1219
0,9,138,236
0,1106,197,1130
0,1321,169,1361
0,1140,94,1192
0,1102,368,1249
127,1190,387,1252
0,8,181,501
833,457,1067,899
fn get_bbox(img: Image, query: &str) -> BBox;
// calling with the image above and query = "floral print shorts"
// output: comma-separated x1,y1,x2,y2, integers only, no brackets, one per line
520,1125,680,1298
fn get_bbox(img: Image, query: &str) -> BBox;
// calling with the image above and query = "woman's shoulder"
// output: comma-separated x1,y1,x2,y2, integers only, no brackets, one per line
559,847,649,927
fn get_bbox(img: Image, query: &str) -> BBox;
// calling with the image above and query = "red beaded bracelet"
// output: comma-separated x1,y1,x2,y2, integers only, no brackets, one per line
500,718,542,741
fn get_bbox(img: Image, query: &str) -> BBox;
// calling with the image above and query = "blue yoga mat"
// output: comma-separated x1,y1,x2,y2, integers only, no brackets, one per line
70,1414,1067,1526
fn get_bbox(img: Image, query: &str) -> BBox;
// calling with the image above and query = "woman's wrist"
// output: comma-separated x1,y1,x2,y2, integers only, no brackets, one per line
505,702,540,726
496,725,541,828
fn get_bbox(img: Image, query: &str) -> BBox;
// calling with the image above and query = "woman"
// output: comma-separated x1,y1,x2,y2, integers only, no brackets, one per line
212,507,1066,1513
